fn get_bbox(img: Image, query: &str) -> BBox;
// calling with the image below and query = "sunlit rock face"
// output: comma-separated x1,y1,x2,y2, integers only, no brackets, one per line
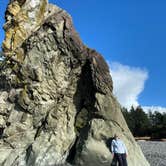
0,1,149,166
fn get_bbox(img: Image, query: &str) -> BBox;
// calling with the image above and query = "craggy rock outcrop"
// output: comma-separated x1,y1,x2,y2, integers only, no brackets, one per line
0,0,149,166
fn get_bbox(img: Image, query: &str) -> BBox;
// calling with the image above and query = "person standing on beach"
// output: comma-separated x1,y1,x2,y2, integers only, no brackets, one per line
111,134,128,166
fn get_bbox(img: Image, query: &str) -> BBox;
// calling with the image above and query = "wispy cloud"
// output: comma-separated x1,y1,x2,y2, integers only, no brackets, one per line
109,62,148,109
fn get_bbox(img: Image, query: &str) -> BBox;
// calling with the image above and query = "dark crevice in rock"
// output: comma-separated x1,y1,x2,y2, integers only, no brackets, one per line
67,123,92,165
34,125,43,140
68,60,98,164
0,128,4,138
34,112,49,140
25,144,33,164
77,60,96,102
90,112,106,121
0,75,12,91
17,0,26,6
72,123,92,165
14,103,32,115
66,137,79,164
6,122,11,127
0,112,9,117
74,60,96,132
3,139,15,149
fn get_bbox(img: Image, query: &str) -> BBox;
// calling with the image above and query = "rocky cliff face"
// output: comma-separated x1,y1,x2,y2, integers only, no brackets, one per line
0,1,149,166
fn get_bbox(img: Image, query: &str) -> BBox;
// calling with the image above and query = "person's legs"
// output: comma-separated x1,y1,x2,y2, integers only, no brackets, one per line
115,153,123,166
111,155,118,166
121,153,128,166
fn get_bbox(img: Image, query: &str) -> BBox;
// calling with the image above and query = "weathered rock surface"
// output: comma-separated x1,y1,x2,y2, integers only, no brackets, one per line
0,0,149,166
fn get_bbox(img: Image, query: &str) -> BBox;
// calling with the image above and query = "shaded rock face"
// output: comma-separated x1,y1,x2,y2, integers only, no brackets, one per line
0,1,149,166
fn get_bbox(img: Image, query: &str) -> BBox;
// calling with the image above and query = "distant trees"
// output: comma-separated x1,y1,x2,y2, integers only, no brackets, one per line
0,51,5,62
0,51,4,59
148,111,166,138
122,106,166,138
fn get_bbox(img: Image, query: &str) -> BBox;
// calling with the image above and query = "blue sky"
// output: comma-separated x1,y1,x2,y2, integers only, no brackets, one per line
0,0,166,110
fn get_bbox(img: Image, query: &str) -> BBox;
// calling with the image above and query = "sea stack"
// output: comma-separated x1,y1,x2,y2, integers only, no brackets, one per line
0,0,149,166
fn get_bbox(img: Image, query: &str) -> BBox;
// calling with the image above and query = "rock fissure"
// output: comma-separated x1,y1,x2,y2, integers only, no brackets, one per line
66,137,79,164
25,144,33,164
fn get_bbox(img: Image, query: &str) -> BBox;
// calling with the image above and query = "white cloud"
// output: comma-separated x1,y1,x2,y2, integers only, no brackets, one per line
143,106,166,114
109,62,148,109
108,61,166,113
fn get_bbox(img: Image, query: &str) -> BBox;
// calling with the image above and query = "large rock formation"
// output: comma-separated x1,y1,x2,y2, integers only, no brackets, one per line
0,0,149,166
